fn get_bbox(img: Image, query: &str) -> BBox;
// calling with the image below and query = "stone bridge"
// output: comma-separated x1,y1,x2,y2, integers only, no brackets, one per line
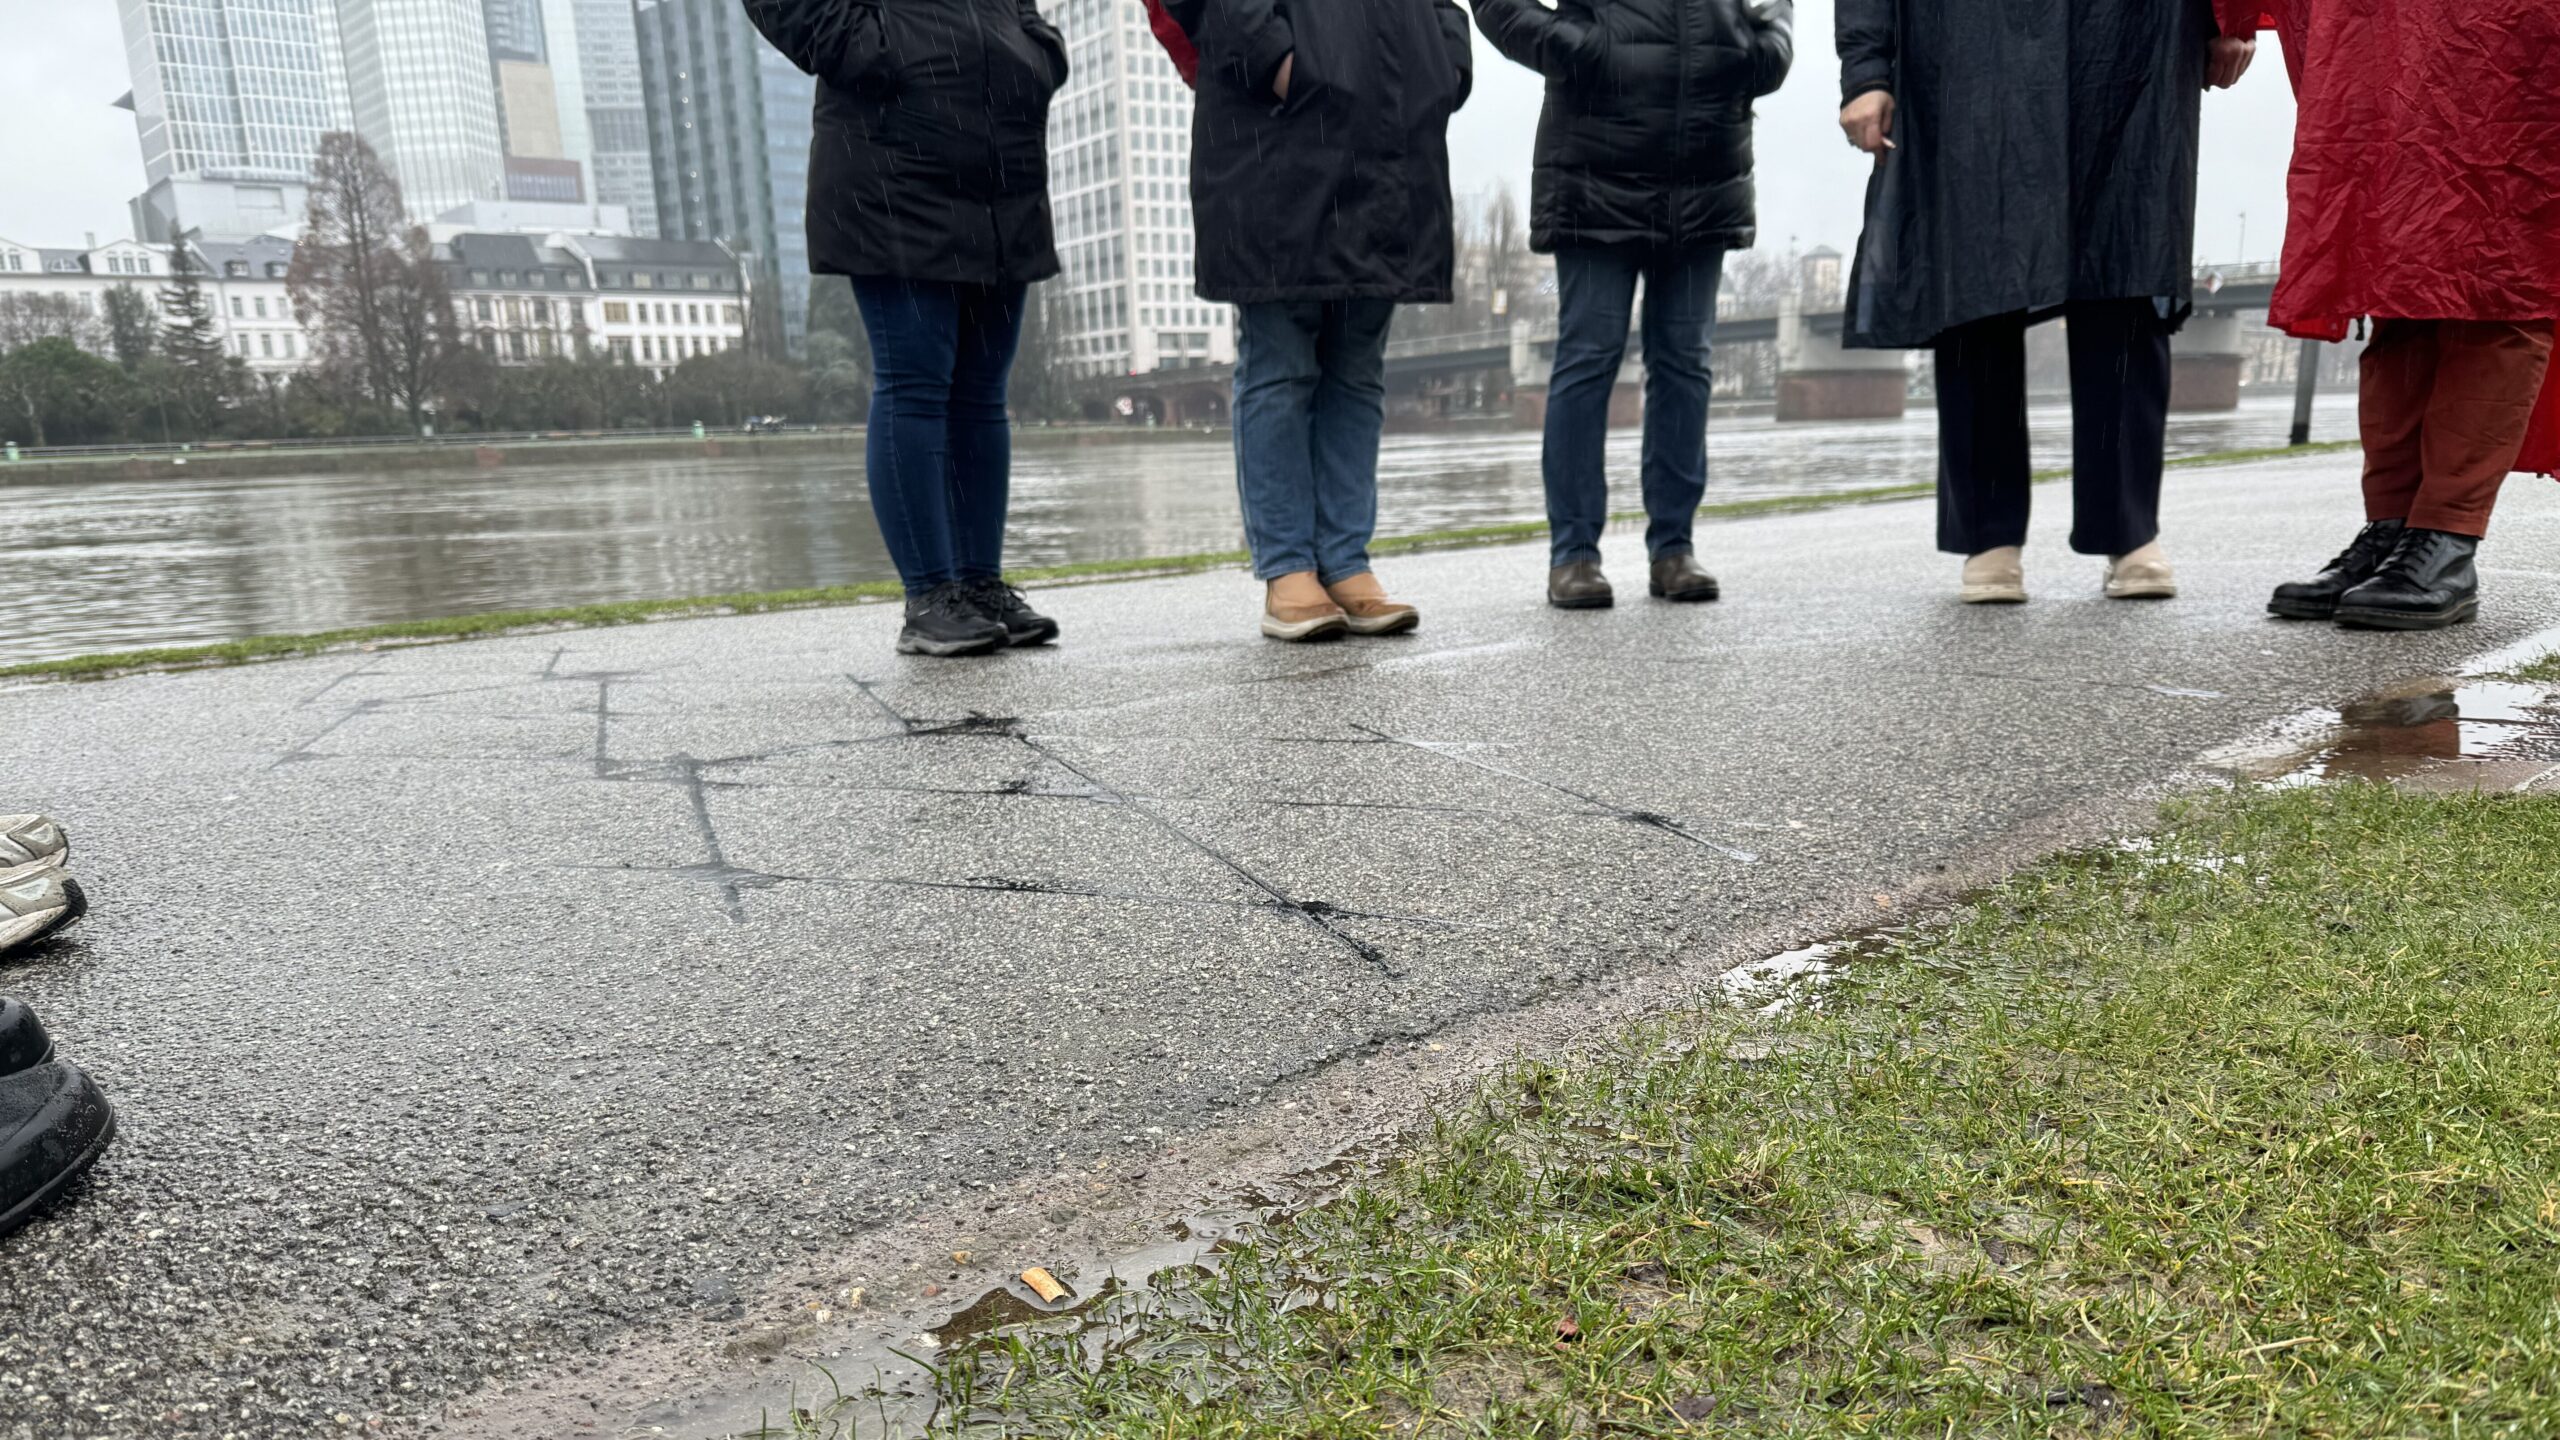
1076,266,2296,430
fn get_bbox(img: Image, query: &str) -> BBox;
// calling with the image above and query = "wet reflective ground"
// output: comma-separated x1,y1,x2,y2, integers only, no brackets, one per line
0,396,2348,665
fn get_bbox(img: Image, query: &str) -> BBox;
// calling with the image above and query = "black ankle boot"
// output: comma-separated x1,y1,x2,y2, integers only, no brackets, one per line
2334,528,2480,631
2268,518,2405,620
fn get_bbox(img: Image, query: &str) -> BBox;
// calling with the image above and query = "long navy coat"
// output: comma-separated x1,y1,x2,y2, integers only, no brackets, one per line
1835,0,2213,348
743,0,1067,287
1162,0,1475,304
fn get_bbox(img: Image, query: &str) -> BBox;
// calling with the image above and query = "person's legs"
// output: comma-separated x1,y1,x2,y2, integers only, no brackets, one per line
2063,299,2171,558
1544,248,1642,567
2407,319,2556,538
1308,299,1396,586
1635,247,1722,560
1232,302,1327,582
2357,319,2437,525
851,277,963,595
945,282,1029,581
1933,312,2032,555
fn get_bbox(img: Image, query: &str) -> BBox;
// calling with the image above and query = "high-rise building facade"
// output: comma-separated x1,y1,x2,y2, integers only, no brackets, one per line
482,0,593,205
564,0,661,236
118,0,353,240
335,0,508,219
634,0,812,352
1045,0,1230,377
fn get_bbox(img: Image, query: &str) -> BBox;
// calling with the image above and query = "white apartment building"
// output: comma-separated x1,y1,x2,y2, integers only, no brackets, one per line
1045,0,1232,379
438,232,746,378
0,234,313,376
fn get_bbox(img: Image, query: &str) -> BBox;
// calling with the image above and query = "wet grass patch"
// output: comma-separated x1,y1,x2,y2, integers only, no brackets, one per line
890,781,2560,1438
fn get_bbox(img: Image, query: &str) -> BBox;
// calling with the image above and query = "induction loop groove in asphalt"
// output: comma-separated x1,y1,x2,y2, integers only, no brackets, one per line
261,650,1759,968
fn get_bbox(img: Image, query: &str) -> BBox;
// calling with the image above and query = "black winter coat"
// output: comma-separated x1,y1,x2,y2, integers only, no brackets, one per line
1836,0,2212,348
742,0,1067,287
1473,0,1794,255
1163,0,1474,304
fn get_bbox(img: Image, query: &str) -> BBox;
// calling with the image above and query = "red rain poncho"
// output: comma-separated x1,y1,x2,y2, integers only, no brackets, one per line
2221,0,2560,473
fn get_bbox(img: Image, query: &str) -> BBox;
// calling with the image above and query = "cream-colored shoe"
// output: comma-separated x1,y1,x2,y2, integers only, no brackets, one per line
1261,571,1349,642
1323,572,1420,636
1960,546,2027,604
2105,540,2177,600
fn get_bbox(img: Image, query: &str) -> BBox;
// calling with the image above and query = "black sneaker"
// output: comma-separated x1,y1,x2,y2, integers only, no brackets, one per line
965,578,1061,647
2334,528,2481,631
0,1060,115,1239
896,582,1009,658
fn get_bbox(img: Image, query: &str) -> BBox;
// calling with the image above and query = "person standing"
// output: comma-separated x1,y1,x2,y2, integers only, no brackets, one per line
1473,0,1794,611
1836,0,2256,604
1153,0,1475,641
2252,0,2560,630
743,0,1069,658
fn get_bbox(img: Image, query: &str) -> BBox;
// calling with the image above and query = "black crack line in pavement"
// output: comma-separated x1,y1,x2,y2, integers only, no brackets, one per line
540,645,568,679
672,754,752,924
846,673,924,733
296,659,387,709
1013,734,1405,976
587,677,616,779
1349,723,1761,863
270,699,384,769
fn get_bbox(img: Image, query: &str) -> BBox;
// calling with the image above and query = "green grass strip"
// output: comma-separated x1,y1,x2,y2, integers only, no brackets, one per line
891,781,2560,1439
0,442,2341,685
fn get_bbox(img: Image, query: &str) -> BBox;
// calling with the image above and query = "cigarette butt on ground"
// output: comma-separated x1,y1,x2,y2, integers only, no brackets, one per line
1021,1267,1072,1303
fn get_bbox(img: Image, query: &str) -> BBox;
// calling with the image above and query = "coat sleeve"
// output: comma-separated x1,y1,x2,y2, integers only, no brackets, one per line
1192,0,1295,99
1834,0,1893,105
1017,0,1071,90
1470,0,1605,85
1748,0,1795,100
739,0,888,86
1435,0,1475,109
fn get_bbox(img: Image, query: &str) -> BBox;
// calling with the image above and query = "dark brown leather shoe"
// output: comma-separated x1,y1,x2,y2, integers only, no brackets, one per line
1649,552,1721,602
1547,560,1614,610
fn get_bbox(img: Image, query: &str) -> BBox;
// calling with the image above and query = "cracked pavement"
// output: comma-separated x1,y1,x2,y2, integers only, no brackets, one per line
2,451,2557,1437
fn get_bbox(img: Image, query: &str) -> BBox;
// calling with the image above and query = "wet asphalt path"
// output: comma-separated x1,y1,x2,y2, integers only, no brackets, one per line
3,451,2558,1438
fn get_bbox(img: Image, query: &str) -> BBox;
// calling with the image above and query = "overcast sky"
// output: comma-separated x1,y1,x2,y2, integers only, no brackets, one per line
0,0,2298,265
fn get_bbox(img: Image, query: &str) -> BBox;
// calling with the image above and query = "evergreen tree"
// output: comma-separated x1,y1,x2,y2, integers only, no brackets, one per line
103,284,158,370
158,238,242,435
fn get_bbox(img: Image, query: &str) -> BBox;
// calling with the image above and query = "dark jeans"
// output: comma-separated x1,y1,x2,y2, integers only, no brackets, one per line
850,277,1027,594
1933,299,2171,557
1544,245,1725,568
1232,300,1396,583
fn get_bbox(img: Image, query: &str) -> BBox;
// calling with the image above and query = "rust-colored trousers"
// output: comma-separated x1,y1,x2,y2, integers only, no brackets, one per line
2361,318,2557,537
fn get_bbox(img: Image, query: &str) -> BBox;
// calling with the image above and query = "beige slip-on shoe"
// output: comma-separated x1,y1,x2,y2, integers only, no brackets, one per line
1324,572,1420,636
1262,571,1351,642
1960,546,2027,604
2105,540,2178,599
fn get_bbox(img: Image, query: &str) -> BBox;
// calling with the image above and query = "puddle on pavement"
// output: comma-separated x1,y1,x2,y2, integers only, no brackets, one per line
2223,677,2560,791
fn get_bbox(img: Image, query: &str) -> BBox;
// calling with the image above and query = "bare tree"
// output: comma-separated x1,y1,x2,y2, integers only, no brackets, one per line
289,132,462,432
0,293,99,353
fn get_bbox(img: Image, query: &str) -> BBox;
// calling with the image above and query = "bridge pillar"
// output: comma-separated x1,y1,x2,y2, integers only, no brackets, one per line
1507,319,1647,431
2169,314,2246,412
1775,295,1907,421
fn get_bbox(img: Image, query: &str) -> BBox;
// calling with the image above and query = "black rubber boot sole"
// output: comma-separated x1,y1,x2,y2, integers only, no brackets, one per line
1650,584,1722,603
0,1090,115,1241
2267,594,2341,621
1548,593,1615,610
2334,597,2480,631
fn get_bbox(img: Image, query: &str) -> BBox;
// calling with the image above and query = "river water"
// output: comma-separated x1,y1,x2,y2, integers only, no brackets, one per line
0,396,2350,666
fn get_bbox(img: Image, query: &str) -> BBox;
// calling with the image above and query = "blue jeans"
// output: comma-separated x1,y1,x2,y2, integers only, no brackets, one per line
1544,246,1725,567
1232,300,1397,584
851,277,1027,595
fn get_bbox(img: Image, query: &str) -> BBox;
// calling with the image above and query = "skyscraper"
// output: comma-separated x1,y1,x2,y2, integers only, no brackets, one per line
334,0,507,219
634,0,813,352
1045,0,1231,377
482,0,592,204
119,0,352,240
563,0,660,236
